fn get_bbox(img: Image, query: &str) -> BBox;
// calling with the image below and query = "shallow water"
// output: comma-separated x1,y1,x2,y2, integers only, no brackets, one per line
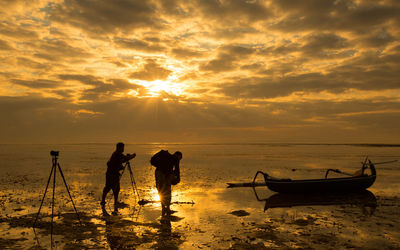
0,143,399,249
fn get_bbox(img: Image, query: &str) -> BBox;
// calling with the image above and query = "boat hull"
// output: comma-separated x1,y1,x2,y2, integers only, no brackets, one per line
265,175,376,193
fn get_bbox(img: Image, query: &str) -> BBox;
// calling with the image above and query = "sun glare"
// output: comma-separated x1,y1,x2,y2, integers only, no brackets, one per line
129,79,184,98
149,188,161,203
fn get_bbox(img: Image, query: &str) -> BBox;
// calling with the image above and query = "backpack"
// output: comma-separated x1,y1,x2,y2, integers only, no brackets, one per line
150,150,170,168
151,150,180,185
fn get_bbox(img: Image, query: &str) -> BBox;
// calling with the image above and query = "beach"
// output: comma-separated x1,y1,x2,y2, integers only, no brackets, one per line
1,143,400,249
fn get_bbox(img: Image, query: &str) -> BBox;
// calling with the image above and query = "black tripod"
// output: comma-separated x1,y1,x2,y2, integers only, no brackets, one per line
33,151,81,239
123,161,141,202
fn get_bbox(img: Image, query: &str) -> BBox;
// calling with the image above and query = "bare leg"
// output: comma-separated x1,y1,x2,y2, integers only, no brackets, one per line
101,186,111,216
101,186,111,204
156,169,172,217
112,183,120,214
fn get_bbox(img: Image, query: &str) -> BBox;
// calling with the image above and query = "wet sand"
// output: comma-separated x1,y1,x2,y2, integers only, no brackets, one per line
1,143,400,249
1,173,400,249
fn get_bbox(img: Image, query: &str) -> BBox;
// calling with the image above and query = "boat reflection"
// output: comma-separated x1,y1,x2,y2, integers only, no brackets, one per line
253,188,377,215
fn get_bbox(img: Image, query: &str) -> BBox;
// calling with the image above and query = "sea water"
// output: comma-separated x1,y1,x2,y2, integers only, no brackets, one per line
1,143,399,194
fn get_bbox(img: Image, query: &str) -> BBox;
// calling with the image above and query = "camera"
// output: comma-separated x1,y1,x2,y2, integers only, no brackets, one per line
50,150,59,157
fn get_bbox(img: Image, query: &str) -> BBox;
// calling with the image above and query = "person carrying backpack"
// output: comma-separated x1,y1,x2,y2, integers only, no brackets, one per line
150,150,182,217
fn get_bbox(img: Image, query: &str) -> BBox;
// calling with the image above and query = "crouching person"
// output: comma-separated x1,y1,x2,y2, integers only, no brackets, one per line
151,150,182,217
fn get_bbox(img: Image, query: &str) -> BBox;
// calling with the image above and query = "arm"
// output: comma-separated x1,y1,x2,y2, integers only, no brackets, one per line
122,153,136,162
113,153,136,172
173,158,180,176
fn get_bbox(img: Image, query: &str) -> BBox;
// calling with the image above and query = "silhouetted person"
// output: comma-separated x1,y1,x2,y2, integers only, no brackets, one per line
151,150,182,217
101,142,136,216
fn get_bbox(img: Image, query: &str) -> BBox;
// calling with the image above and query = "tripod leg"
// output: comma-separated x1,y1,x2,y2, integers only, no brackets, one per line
51,161,57,248
128,165,140,201
57,163,82,225
33,164,54,227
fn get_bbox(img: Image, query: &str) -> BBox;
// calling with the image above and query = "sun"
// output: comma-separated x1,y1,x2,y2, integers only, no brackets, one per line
129,79,183,98
147,80,182,96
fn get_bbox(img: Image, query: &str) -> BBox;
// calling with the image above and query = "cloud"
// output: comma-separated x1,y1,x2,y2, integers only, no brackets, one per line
218,73,347,99
32,39,93,61
200,45,256,72
356,28,395,48
171,47,204,59
194,0,271,24
114,37,166,53
0,0,400,143
49,0,162,35
79,79,143,101
1,94,399,143
0,39,13,50
270,0,400,32
0,22,40,39
17,57,52,70
57,74,143,101
218,51,400,99
129,60,172,81
11,79,63,89
301,33,349,54
58,74,105,86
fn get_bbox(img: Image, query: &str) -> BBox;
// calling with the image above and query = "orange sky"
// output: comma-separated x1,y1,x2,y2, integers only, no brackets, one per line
0,0,399,143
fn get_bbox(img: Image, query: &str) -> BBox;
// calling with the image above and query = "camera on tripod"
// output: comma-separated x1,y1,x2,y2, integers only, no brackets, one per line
50,150,59,157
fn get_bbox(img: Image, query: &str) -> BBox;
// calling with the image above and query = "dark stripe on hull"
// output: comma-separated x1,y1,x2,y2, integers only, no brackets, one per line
265,176,376,193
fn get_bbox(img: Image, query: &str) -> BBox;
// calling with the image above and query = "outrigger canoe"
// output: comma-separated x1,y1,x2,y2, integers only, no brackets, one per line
252,159,377,193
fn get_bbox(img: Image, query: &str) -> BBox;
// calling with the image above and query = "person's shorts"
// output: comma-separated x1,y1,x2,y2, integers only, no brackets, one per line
105,172,120,190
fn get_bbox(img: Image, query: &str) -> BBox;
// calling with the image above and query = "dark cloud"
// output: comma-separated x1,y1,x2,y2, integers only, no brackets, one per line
171,47,203,59
11,79,62,89
80,79,143,101
129,60,172,81
114,37,166,53
218,73,348,99
271,0,400,32
200,45,256,72
0,39,13,50
356,29,395,48
32,39,92,61
111,79,141,90
0,22,39,39
240,63,265,71
57,75,143,101
51,89,76,99
219,51,400,98
49,0,162,34
301,33,349,54
1,94,399,143
209,26,259,39
58,74,104,86
328,51,400,91
200,53,237,72
156,0,188,16
17,57,51,70
194,0,271,24
259,42,300,56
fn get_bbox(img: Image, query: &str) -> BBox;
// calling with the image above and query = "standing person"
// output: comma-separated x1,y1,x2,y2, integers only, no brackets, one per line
151,150,182,217
101,142,136,216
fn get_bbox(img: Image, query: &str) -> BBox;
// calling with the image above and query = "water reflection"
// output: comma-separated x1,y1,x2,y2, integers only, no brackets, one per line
254,188,377,215
104,209,184,249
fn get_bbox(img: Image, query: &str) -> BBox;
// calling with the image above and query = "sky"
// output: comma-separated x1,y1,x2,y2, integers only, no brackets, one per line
0,0,399,144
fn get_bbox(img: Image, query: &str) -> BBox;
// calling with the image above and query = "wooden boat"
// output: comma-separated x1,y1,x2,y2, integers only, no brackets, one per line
252,159,376,193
